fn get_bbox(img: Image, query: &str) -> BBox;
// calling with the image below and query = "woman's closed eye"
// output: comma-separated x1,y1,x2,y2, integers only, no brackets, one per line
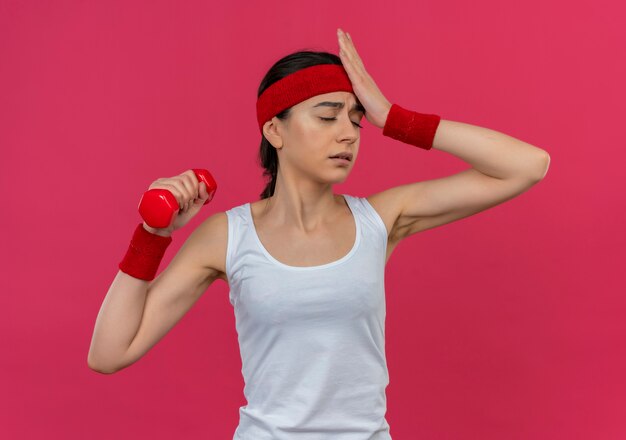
319,117,363,128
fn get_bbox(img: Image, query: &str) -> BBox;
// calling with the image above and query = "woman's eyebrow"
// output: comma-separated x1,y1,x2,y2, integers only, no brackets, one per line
312,101,365,113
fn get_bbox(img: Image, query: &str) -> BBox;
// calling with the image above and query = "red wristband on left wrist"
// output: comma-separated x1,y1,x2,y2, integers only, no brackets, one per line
382,103,441,150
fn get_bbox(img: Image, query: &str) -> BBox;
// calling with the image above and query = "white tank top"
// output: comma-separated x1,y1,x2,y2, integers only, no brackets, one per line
225,194,392,439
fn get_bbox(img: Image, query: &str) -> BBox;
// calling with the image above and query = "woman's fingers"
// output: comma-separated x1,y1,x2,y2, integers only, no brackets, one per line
338,29,366,73
148,170,201,214
336,28,393,129
338,31,358,79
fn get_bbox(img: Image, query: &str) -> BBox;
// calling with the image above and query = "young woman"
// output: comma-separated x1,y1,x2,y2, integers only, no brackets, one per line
88,29,550,439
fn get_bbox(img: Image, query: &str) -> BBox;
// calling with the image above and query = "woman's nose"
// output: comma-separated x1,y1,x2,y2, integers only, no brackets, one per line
340,114,359,136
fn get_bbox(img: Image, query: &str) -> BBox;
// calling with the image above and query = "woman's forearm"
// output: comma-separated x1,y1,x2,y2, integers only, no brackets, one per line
431,119,550,181
87,271,150,373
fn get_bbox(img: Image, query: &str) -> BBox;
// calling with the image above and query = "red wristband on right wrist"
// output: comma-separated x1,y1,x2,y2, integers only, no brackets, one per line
118,223,173,281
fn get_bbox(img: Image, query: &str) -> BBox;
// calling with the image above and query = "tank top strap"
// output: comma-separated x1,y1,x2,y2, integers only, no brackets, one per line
224,203,251,303
344,193,389,254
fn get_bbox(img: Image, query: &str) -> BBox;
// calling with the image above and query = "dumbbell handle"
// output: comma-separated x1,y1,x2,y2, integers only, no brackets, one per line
138,169,218,229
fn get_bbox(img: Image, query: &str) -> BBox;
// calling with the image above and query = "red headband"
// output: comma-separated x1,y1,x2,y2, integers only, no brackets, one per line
256,63,355,133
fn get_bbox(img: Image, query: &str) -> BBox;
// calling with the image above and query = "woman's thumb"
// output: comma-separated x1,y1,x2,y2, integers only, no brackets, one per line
198,181,209,200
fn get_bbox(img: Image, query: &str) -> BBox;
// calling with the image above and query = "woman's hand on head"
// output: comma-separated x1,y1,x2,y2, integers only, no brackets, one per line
337,28,392,130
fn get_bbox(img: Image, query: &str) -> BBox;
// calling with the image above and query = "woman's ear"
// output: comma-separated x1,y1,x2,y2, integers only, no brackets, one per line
263,117,283,149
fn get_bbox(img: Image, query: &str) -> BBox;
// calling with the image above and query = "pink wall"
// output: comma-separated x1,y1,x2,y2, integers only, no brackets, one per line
1,0,624,438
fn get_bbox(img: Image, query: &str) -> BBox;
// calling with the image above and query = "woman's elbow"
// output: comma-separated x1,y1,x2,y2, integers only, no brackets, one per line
87,353,124,374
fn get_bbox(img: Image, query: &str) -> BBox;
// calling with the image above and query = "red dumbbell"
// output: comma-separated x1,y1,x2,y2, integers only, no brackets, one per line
138,169,217,229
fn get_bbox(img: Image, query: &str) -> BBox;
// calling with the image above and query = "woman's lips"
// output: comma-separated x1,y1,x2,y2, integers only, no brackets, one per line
330,157,351,166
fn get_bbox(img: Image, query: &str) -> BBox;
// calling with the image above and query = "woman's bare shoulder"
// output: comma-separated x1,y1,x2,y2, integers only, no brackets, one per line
188,210,230,282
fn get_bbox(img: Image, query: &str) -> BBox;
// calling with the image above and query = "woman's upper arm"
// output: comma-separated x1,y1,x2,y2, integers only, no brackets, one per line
367,168,539,243
119,211,228,370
